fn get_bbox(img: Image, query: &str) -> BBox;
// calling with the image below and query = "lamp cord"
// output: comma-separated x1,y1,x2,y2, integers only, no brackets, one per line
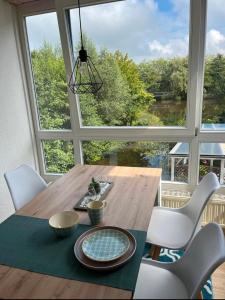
78,0,84,49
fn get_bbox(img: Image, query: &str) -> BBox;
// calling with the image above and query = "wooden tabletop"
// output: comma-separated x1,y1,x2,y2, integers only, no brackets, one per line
0,164,161,299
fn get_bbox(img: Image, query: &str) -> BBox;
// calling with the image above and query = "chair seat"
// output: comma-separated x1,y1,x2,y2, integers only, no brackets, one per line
134,262,189,299
147,207,194,249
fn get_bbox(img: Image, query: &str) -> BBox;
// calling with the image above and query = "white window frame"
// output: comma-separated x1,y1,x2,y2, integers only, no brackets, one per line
15,0,225,193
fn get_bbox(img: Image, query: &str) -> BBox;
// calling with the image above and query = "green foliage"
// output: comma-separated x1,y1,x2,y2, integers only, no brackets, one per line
82,140,126,164
114,51,155,125
79,93,103,126
137,60,162,92
138,57,188,100
169,57,188,99
204,54,225,98
202,54,225,123
82,140,173,170
31,42,71,130
31,37,225,174
43,140,74,173
199,164,209,177
75,38,157,127
96,50,131,125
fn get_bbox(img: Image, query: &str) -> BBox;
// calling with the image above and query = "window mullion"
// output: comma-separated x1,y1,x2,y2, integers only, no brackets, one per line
188,0,207,186
188,0,207,132
75,138,84,164
189,137,200,186
55,0,83,164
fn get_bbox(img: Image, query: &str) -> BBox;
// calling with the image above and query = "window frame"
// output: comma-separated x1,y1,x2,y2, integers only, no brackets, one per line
16,0,225,193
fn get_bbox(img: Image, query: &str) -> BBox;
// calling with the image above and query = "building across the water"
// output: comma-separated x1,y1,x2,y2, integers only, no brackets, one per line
169,124,225,184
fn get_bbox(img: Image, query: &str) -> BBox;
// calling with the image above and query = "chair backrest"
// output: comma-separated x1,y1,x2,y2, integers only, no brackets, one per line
4,164,47,210
181,172,220,227
171,223,225,299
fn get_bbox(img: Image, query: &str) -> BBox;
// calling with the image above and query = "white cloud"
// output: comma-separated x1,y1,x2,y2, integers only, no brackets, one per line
70,0,189,61
26,0,225,61
149,40,173,56
206,29,225,55
205,0,225,55
208,29,225,45
148,36,188,59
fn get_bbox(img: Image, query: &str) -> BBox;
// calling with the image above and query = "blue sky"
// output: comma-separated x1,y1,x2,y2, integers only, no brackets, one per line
26,0,225,62
155,0,172,12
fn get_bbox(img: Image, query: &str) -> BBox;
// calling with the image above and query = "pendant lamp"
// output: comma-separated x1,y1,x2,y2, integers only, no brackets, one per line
68,0,103,95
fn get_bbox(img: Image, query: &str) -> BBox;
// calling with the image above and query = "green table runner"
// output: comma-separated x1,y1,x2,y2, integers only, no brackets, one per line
0,215,146,291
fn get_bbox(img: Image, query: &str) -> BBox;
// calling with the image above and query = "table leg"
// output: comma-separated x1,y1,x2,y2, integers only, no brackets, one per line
151,245,161,260
155,178,161,207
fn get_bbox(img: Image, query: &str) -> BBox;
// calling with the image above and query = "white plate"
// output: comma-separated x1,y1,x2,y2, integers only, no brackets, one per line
82,228,130,262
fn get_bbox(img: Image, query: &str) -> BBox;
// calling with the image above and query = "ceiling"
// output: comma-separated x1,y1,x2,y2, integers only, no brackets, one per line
7,0,38,5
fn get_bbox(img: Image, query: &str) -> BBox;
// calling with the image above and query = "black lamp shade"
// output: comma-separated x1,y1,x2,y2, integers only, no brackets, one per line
68,0,103,95
68,50,103,95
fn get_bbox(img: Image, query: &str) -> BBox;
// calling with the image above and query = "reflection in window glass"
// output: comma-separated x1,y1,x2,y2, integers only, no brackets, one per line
42,140,74,173
69,0,189,127
199,143,225,184
26,13,71,130
82,141,189,183
202,1,225,129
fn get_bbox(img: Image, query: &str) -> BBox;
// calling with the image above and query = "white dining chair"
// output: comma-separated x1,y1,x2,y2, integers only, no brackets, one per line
134,222,225,299
147,172,220,258
4,164,47,210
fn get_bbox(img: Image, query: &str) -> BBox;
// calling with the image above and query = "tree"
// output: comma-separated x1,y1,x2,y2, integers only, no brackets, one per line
43,140,74,173
138,60,163,94
79,93,103,126
31,42,71,130
74,35,103,126
74,37,159,127
204,54,225,98
169,57,188,100
96,50,131,126
203,54,225,123
138,57,188,101
114,51,155,125
139,59,170,94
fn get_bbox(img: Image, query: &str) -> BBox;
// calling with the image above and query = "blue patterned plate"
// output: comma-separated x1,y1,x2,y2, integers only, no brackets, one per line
82,228,130,262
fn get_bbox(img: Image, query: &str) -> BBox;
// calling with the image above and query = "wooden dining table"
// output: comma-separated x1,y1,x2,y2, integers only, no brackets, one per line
0,164,161,299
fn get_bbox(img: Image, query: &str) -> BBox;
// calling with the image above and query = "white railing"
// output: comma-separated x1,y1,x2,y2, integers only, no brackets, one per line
161,191,225,227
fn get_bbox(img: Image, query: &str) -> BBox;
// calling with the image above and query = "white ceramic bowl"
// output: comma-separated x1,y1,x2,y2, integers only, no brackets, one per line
49,211,79,237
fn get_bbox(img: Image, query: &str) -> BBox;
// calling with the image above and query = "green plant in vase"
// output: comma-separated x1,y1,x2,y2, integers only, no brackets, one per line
88,177,101,195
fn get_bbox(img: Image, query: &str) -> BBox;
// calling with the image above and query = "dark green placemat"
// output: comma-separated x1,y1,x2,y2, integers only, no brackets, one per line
0,215,146,291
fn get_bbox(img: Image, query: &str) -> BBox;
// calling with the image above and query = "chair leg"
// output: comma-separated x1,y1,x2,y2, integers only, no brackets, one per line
151,245,161,260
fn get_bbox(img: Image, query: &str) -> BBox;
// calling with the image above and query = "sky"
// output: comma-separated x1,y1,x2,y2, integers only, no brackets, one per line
26,0,225,62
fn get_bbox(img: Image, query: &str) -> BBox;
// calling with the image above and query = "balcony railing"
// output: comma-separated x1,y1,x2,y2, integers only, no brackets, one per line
162,190,225,227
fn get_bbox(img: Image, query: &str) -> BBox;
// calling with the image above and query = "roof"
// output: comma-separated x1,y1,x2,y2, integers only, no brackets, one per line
170,123,225,158
202,123,225,130
169,142,225,158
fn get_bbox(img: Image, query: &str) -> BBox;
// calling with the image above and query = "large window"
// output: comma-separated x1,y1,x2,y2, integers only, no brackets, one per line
69,0,189,127
26,12,71,130
19,0,225,195
202,0,225,129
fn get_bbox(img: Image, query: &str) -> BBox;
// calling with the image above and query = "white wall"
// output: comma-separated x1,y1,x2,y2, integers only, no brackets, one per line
0,0,36,222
